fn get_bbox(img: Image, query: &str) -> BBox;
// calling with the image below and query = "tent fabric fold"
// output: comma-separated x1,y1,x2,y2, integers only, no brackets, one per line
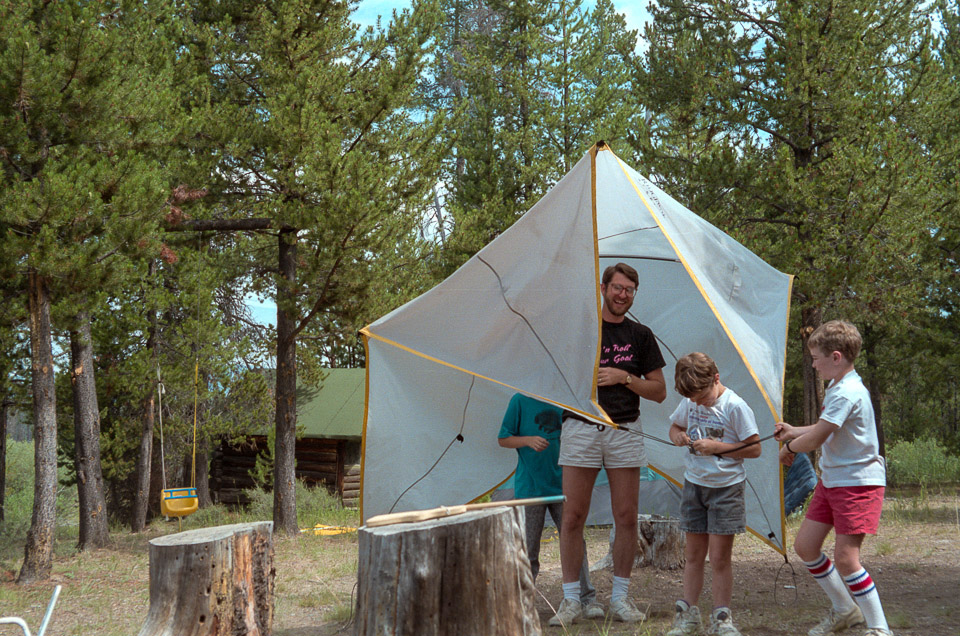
360,143,793,553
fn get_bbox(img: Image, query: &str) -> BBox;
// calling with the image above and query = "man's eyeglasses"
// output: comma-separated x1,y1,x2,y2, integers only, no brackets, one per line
608,283,637,297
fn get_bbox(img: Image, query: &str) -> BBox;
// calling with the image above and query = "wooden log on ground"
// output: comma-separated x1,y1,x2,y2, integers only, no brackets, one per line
137,521,274,636
355,507,539,635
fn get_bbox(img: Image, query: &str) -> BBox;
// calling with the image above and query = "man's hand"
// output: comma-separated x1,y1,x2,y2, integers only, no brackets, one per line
778,444,795,466
597,366,626,386
525,436,549,452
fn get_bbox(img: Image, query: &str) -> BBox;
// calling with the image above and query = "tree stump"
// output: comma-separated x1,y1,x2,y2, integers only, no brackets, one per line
355,507,539,636
137,521,274,636
592,514,685,572
637,514,685,570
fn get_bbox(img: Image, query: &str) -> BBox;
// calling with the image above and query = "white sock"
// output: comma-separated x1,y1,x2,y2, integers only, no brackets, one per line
803,554,856,611
562,581,580,602
845,568,889,631
611,575,630,603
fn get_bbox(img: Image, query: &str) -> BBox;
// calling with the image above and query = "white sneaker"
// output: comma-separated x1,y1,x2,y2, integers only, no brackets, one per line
862,630,893,636
706,608,741,636
666,602,703,636
548,598,582,627
609,597,646,623
808,605,865,636
582,600,605,619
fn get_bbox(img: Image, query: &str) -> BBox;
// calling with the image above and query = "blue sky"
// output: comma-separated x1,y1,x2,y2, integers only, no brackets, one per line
247,0,651,326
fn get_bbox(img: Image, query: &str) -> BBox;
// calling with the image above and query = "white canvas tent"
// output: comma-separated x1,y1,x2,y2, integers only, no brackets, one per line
360,142,793,552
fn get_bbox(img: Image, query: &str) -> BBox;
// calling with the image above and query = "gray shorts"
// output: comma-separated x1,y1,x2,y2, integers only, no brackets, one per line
558,418,647,469
680,480,746,535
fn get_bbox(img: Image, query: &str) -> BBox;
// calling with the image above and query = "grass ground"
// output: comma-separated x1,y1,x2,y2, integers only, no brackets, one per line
1,488,957,636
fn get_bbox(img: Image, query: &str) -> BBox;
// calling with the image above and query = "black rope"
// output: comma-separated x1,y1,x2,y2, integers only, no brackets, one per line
387,376,475,513
774,558,800,605
563,409,785,551
561,410,674,446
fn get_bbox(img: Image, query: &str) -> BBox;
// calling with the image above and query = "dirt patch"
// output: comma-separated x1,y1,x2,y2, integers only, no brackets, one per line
303,493,960,636
1,493,957,635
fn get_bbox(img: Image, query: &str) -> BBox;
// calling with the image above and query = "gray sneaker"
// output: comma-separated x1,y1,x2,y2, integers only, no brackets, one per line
582,600,605,619
707,608,741,636
548,598,582,627
808,605,865,636
609,597,646,623
666,602,703,636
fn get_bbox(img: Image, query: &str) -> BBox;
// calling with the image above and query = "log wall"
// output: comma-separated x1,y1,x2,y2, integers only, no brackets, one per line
210,436,346,505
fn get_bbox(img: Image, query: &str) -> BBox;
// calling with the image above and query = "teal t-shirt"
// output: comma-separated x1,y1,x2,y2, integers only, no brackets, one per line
498,394,564,498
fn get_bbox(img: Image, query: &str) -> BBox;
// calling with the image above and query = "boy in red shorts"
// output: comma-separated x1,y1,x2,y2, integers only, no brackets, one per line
776,320,890,636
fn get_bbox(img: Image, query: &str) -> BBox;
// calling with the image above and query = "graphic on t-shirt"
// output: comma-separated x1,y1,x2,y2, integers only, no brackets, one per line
687,407,724,454
534,410,562,434
599,342,634,366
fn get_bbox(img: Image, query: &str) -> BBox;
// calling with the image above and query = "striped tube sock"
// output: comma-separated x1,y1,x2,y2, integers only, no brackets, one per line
803,554,856,611
845,568,889,631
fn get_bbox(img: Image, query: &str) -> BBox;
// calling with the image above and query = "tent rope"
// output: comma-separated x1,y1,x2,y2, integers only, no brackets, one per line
387,376,475,513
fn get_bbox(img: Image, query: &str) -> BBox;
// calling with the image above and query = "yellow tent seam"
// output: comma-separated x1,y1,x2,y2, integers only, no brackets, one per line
358,332,372,521
612,154,781,424
612,152,788,554
590,143,604,405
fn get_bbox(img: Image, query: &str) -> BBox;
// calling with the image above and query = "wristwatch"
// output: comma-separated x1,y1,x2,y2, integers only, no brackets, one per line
625,373,632,385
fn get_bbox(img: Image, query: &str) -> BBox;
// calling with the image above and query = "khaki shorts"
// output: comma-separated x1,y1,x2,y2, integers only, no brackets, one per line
558,418,647,469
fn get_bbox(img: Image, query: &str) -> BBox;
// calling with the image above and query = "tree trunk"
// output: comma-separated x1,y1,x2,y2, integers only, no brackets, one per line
18,271,58,584
355,507,540,636
196,371,213,508
0,397,7,524
132,260,158,532
274,229,298,535
70,311,110,550
862,325,886,458
196,438,213,508
137,521,274,636
800,306,824,427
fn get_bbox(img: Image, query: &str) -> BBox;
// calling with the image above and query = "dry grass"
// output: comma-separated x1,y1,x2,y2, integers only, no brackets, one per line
1,491,958,636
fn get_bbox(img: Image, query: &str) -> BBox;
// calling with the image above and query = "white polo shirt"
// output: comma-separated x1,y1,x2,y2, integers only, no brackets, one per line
819,370,886,488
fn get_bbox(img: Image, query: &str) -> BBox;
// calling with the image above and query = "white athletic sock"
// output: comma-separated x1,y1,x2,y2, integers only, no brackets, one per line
845,568,889,630
610,575,630,603
803,554,856,611
562,581,580,602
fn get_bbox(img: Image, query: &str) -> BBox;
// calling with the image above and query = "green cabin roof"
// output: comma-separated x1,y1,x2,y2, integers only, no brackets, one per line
296,368,365,440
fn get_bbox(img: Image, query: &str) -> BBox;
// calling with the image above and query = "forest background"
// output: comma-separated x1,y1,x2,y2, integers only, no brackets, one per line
1,0,958,585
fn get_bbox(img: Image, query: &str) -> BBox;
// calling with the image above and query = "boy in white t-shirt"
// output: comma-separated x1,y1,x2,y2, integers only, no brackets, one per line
666,353,760,636
776,320,890,636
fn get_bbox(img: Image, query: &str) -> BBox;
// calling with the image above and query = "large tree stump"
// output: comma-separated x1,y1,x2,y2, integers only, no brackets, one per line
137,521,274,636
355,507,539,636
592,514,685,572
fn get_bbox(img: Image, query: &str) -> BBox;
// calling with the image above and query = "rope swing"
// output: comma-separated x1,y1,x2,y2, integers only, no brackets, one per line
158,238,206,528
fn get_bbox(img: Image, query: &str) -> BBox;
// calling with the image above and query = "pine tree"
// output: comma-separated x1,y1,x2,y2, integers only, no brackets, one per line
175,0,448,534
0,0,179,579
634,0,944,426
425,0,642,271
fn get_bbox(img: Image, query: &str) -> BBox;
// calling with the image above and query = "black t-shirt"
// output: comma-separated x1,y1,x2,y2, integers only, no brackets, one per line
598,318,666,423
